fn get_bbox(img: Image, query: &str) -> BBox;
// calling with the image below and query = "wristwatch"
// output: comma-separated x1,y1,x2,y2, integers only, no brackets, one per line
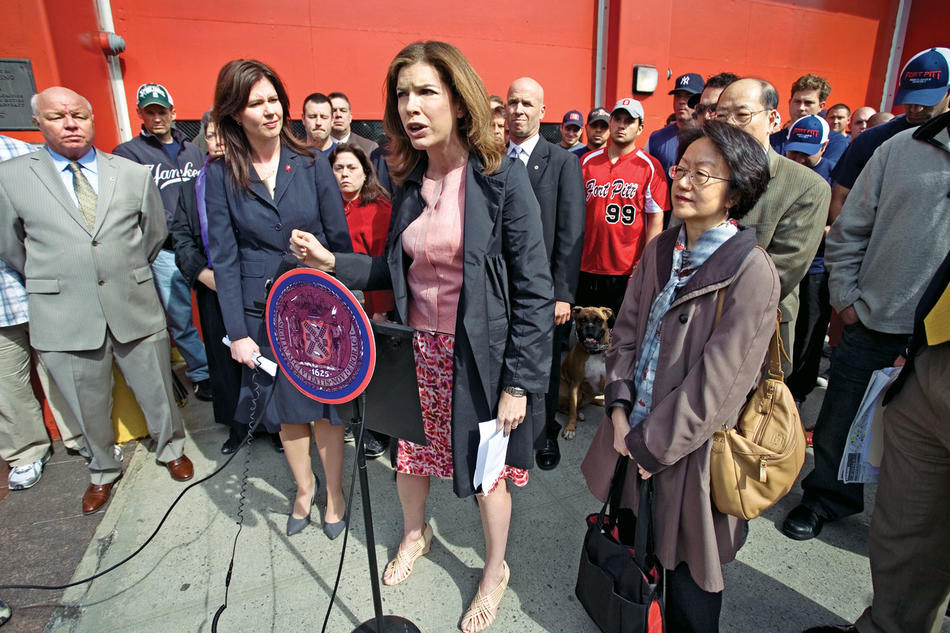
503,385,526,398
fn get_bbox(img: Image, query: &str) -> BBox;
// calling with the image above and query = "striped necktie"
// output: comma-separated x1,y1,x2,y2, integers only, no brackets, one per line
68,161,97,229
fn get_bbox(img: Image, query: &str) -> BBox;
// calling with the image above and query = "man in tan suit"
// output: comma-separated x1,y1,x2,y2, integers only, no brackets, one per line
715,78,830,359
0,87,193,513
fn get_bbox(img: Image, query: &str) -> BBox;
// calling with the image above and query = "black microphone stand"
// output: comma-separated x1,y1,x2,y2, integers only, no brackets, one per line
351,394,420,633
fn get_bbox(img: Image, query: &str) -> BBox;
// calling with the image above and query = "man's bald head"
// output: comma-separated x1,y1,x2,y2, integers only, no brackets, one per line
31,86,95,160
506,77,546,143
715,78,779,149
849,106,876,139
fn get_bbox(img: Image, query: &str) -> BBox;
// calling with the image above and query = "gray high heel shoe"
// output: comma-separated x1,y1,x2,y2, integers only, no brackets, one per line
286,478,318,537
323,514,347,540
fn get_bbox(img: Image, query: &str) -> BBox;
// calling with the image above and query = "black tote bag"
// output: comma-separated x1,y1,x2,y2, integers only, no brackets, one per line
575,456,664,633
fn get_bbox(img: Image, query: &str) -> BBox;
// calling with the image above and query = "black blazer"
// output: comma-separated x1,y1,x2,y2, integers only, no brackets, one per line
204,146,352,342
524,137,586,304
335,155,554,497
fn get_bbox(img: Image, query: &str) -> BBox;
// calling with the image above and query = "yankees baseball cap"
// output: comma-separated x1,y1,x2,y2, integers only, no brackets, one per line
785,115,829,155
670,73,705,96
587,107,610,124
894,47,950,106
136,83,174,109
562,110,584,128
611,98,644,121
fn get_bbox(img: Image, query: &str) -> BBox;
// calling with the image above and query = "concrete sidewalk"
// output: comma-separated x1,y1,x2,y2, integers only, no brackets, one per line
8,379,949,632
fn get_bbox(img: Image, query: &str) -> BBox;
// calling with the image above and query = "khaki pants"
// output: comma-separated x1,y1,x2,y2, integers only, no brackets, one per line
0,323,83,467
856,345,950,633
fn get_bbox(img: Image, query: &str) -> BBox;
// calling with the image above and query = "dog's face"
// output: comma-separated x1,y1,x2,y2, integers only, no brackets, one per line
572,306,613,352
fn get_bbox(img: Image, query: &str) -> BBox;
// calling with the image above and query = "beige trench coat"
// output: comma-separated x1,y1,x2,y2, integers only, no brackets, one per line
582,226,779,592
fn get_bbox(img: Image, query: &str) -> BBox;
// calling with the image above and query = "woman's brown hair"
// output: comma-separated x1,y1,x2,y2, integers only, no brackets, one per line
212,59,310,189
382,41,502,185
328,143,390,205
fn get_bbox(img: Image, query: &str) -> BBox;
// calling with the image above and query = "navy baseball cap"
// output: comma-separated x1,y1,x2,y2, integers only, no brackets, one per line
894,47,950,106
785,115,829,156
670,73,705,96
587,107,610,124
562,110,584,128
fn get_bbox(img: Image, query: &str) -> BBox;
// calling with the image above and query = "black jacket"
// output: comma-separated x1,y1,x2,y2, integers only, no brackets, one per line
113,126,204,228
335,154,554,497
525,138,586,304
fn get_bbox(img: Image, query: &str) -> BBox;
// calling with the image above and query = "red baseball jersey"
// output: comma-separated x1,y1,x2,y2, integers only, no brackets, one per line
580,148,669,276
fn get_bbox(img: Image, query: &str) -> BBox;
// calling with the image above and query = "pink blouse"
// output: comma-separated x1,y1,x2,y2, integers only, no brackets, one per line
402,164,466,334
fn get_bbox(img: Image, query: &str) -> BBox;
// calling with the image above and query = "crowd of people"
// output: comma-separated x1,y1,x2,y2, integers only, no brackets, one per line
0,40,948,633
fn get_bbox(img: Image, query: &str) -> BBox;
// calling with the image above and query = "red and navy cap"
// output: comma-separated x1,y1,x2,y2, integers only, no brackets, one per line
562,110,584,128
895,47,950,107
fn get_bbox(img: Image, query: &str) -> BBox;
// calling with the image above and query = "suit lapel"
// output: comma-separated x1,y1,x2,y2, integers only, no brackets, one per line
526,138,550,189
272,146,298,208
31,151,93,234
93,153,118,236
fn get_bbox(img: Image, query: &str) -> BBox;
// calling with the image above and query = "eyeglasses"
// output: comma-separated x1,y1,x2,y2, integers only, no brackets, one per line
669,165,730,186
693,103,717,118
714,109,767,125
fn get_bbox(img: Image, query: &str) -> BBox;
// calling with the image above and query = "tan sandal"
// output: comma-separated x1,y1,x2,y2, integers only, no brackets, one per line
382,523,432,586
460,561,510,633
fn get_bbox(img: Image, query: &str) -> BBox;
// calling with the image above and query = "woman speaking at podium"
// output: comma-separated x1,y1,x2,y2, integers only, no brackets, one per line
291,41,553,633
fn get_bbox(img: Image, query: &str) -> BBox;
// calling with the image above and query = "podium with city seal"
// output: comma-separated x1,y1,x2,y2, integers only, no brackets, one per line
266,267,423,633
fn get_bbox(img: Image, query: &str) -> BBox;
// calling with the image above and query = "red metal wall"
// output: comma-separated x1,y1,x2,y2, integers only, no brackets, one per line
2,0,947,147
1,0,118,148
109,0,598,126
605,0,901,134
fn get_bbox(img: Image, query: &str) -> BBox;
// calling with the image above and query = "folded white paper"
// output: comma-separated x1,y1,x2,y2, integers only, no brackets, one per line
221,336,278,377
839,365,901,484
474,419,509,493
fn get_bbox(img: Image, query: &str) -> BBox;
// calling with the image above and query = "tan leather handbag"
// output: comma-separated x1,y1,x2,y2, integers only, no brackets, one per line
709,293,806,520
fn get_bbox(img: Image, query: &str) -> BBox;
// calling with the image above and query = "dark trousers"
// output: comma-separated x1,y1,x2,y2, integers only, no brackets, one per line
196,285,242,430
665,562,723,633
787,271,831,401
574,271,629,319
540,321,570,443
801,321,907,520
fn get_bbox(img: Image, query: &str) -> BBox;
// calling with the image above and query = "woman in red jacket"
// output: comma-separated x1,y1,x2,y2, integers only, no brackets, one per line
328,143,394,320
328,143,394,459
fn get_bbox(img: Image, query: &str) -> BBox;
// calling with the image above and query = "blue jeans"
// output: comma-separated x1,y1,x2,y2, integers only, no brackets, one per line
151,249,209,383
800,321,907,520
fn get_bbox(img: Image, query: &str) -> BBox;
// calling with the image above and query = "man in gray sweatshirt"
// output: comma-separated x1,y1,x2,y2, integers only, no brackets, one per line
782,100,950,542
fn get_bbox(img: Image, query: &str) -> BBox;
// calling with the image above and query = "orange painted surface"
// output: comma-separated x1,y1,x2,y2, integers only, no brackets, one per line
605,0,900,135
1,0,121,149
2,1,947,149
110,0,597,127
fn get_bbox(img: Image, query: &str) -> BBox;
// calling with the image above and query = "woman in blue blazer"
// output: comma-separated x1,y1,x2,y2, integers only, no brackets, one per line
292,42,553,632
205,59,352,539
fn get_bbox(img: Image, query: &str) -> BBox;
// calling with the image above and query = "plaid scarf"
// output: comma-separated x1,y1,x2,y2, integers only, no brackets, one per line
629,220,738,427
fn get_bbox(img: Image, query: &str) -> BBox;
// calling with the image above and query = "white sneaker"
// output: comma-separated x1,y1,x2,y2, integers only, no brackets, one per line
8,448,52,490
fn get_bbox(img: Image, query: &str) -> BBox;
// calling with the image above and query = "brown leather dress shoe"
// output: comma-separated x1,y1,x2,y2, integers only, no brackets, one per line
82,481,117,514
161,455,194,481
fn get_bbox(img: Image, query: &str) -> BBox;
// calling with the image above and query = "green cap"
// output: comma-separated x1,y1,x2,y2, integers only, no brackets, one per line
136,83,173,109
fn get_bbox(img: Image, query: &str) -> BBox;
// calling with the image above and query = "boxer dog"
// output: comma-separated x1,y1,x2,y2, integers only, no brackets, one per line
557,306,613,439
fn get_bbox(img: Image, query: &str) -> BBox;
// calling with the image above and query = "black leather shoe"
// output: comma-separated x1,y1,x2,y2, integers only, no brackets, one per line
782,504,825,541
193,379,214,402
802,625,857,632
220,435,240,455
535,437,561,470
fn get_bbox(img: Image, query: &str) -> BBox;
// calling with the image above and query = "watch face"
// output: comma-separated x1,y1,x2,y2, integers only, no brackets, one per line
266,268,375,404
